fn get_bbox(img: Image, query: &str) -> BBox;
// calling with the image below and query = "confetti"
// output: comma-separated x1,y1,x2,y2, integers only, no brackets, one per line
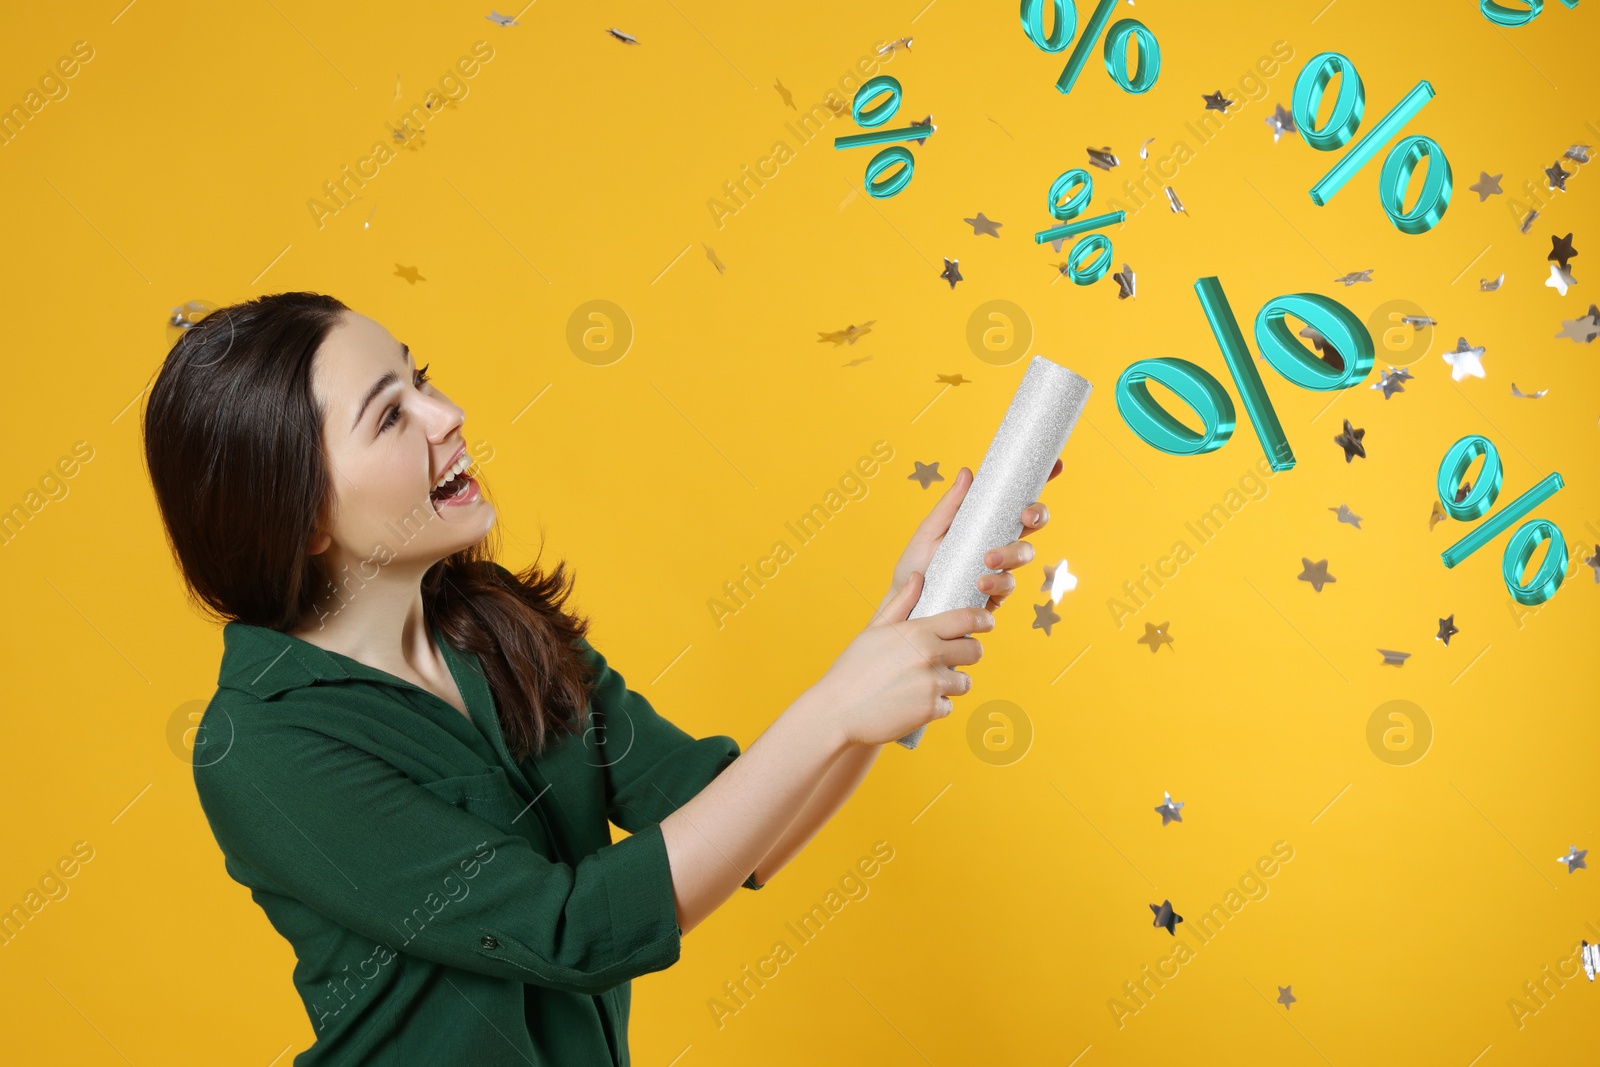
1546,161,1570,191
1138,621,1174,653
1557,845,1587,874
907,460,944,489
1277,986,1297,1010
1521,210,1540,234
1202,91,1234,113
1298,557,1336,592
1401,315,1437,328
1113,264,1136,299
1511,382,1549,398
1429,500,1446,530
1041,559,1078,602
1566,145,1591,164
964,212,1003,237
1545,263,1576,295
1555,315,1599,342
1480,273,1505,291
1442,337,1487,381
1139,137,1155,159
1087,146,1119,171
394,263,426,284
1436,614,1458,645
704,244,726,274
878,36,914,55
607,28,640,44
1155,792,1184,825
1032,601,1062,636
1330,504,1363,529
485,10,517,26
940,258,964,289
1549,233,1578,267
909,116,936,145
1372,365,1413,398
817,321,875,346
1585,548,1600,582
935,373,972,387
1333,418,1366,462
1468,171,1503,200
1150,900,1183,935
1334,269,1374,286
1378,649,1411,667
1584,942,1600,981
1164,186,1187,215
1265,103,1296,143
774,79,795,109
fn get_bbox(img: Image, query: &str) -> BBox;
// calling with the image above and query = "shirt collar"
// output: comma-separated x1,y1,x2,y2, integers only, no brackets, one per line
216,620,475,699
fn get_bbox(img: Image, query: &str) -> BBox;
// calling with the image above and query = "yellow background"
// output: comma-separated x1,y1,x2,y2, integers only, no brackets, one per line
2,0,1596,1063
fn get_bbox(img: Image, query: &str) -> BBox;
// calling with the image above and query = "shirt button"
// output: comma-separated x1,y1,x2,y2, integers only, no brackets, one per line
480,935,499,950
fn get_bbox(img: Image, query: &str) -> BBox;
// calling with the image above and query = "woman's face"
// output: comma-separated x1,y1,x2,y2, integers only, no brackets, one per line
304,310,493,576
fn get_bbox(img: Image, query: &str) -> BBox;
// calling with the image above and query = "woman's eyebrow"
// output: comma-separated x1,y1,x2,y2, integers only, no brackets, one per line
350,342,411,433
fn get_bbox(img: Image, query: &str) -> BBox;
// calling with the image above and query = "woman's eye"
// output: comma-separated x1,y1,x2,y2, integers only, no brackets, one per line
379,364,431,433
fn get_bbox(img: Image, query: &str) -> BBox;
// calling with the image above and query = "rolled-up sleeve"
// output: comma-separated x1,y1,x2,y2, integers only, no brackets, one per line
193,711,688,995
577,637,764,891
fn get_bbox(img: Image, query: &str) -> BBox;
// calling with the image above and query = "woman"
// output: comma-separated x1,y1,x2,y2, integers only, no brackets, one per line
143,291,1055,1066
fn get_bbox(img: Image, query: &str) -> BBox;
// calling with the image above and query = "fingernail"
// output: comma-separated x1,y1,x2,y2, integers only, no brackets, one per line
985,551,1000,566
1025,510,1040,524
978,577,993,591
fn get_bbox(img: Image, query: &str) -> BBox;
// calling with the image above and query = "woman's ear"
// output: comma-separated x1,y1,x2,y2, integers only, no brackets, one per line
307,530,332,555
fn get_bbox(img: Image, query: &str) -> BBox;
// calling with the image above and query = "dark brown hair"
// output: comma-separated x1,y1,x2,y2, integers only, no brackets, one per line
142,291,595,760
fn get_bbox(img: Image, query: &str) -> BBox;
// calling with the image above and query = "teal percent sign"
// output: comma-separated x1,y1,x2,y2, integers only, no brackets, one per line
1479,0,1579,26
1034,168,1124,284
1291,51,1452,234
1113,276,1375,472
833,76,935,198
1436,435,1568,605
1019,0,1161,95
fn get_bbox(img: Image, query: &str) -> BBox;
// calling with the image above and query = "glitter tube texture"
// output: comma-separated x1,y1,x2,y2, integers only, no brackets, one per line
896,355,1093,749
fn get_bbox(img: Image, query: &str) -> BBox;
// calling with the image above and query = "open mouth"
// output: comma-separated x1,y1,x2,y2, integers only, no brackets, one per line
429,466,477,506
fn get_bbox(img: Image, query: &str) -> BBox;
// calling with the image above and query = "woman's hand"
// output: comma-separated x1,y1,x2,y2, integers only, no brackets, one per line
817,571,994,748
874,458,1062,619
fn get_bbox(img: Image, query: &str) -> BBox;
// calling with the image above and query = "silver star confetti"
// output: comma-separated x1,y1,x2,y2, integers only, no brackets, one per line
1558,845,1587,873
1334,269,1374,285
1278,986,1297,1010
1032,600,1062,636
606,27,640,44
1139,137,1155,159
1265,103,1296,142
1087,146,1119,170
1329,504,1363,529
1480,273,1505,291
1442,337,1487,381
1565,145,1591,164
907,460,944,489
1378,649,1411,667
1401,315,1437,328
1586,548,1600,582
1583,941,1599,981
1511,382,1549,398
1202,91,1234,113
1150,899,1183,934
1041,559,1078,602
940,258,963,289
1546,161,1571,191
1298,557,1336,592
485,10,518,25
1113,264,1136,299
1521,210,1540,234
964,212,1002,237
1437,614,1458,645
1372,365,1413,398
877,36,913,55
1155,792,1184,825
909,116,935,145
1468,171,1503,200
1556,315,1599,342
1546,263,1576,296
1164,186,1187,215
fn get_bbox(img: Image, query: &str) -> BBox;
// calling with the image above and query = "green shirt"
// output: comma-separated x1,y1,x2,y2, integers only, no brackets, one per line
194,608,761,1067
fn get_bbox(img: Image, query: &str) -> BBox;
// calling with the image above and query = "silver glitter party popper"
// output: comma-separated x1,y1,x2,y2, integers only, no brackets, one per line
896,355,1092,750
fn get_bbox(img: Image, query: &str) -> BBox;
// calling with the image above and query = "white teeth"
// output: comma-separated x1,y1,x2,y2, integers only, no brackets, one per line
432,454,470,492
